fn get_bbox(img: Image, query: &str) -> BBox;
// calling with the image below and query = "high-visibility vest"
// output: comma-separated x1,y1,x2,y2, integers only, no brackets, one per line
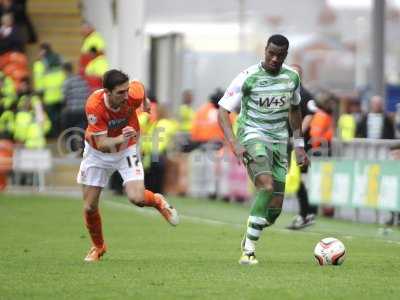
13,111,32,142
338,114,356,141
0,110,14,134
310,110,333,148
33,60,45,91
0,72,16,97
137,102,158,135
13,110,50,145
191,102,236,142
0,72,16,109
84,54,108,77
179,104,194,132
142,118,178,169
25,123,46,149
1,96,16,110
42,69,66,105
81,31,106,53
191,102,223,142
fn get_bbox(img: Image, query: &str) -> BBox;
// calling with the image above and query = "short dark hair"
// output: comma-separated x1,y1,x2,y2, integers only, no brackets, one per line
103,69,129,91
267,34,289,50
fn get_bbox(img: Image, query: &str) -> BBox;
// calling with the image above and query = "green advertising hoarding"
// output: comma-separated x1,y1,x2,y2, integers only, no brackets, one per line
309,159,400,211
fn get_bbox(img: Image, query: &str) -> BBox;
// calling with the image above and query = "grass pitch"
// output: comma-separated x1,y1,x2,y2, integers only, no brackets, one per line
0,193,399,300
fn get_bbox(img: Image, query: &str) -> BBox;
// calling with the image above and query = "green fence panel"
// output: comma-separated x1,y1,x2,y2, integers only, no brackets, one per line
308,159,400,211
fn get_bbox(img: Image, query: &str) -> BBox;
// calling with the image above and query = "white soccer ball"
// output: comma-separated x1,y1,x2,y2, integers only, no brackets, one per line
313,237,346,266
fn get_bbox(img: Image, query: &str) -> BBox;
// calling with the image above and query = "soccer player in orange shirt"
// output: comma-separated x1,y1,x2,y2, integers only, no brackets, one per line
77,69,179,262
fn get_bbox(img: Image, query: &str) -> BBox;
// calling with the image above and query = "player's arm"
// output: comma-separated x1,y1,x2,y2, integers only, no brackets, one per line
86,102,136,152
93,128,136,153
218,107,236,149
289,82,309,169
218,72,247,163
218,106,246,164
289,104,303,141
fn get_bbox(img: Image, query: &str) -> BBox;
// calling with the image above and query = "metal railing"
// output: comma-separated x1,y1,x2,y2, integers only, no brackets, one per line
331,138,400,160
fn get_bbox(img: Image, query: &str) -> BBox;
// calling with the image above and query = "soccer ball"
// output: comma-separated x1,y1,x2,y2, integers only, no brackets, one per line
313,237,346,266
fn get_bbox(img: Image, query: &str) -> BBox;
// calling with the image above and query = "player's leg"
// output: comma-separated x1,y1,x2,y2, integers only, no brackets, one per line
239,142,274,265
119,147,179,226
82,184,107,261
266,143,290,226
77,151,111,262
123,180,179,226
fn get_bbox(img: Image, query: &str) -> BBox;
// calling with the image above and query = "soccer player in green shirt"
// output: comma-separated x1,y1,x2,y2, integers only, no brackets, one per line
218,34,309,265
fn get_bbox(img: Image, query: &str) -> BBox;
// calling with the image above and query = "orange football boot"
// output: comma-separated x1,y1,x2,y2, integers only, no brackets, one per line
154,193,179,226
84,244,107,262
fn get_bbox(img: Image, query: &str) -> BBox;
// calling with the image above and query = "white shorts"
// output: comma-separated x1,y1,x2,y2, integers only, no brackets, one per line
77,142,144,188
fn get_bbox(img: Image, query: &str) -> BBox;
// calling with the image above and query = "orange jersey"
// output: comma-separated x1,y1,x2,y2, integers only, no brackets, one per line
84,81,145,151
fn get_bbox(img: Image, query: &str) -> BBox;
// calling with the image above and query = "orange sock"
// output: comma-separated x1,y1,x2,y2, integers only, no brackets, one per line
84,209,104,248
0,174,6,191
143,190,162,209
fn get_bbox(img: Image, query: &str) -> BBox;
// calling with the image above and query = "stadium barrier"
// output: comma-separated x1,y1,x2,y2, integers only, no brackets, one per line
332,138,399,160
12,148,53,191
187,143,251,201
309,159,400,212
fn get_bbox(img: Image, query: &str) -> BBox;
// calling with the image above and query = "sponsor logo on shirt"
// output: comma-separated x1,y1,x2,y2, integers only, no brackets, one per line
108,118,128,129
259,96,287,108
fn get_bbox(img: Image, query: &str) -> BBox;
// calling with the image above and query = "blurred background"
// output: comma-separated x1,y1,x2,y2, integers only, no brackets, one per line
1,0,400,226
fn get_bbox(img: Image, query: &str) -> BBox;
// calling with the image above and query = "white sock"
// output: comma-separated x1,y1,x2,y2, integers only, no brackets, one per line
244,238,256,253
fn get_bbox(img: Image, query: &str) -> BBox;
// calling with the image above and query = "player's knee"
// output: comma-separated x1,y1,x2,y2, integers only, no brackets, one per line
84,202,98,214
255,175,274,192
258,182,273,193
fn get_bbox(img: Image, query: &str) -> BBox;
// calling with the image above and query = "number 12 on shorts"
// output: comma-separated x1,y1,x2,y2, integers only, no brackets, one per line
126,155,139,168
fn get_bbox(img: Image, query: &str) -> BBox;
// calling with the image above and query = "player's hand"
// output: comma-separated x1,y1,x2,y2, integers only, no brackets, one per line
295,147,310,171
122,126,138,142
232,142,248,165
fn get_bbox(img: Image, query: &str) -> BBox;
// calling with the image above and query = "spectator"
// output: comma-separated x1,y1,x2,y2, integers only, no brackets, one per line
309,91,336,156
79,22,105,75
61,62,89,131
356,95,396,225
177,89,195,152
33,42,62,92
191,88,227,148
0,0,37,43
84,47,108,92
80,22,105,54
0,12,24,54
337,98,357,141
179,89,195,133
0,70,16,110
356,95,395,139
33,43,65,137
0,99,16,139
143,105,178,193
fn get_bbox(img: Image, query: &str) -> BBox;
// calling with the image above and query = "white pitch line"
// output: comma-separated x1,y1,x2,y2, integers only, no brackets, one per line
103,199,242,228
5,189,400,246
103,199,400,246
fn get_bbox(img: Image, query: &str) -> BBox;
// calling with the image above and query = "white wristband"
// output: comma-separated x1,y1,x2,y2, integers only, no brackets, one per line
293,138,305,148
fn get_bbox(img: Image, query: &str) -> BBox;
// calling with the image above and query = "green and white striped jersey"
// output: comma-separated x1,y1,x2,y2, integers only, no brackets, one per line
219,62,301,144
